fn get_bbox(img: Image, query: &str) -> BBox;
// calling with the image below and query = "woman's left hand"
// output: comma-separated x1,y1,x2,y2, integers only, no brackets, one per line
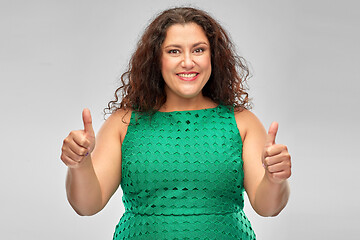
262,122,292,184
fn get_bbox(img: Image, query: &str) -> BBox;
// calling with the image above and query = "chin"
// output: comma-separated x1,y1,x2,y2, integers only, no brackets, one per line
179,92,201,99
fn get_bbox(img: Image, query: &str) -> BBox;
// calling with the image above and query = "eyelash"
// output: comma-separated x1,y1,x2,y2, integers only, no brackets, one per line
167,48,205,54
168,49,180,54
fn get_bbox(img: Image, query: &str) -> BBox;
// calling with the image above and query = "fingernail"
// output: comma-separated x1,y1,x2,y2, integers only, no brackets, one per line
262,163,266,168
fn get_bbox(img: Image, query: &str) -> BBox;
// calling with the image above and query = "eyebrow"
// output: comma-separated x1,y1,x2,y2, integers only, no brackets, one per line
163,41,209,49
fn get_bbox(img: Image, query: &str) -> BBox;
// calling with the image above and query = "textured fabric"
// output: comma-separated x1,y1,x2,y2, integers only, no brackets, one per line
113,105,256,239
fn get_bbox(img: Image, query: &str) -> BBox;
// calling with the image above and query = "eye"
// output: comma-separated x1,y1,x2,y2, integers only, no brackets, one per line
194,48,205,54
168,49,180,54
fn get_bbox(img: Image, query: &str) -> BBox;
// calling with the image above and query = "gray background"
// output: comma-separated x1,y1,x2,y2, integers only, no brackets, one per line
1,0,359,239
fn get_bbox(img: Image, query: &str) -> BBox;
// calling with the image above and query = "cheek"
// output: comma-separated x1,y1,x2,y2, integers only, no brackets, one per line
203,57,212,74
161,57,172,75
200,54,211,68
207,59,212,72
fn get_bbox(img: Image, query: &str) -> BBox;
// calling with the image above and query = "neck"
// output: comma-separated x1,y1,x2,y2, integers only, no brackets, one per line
159,94,217,112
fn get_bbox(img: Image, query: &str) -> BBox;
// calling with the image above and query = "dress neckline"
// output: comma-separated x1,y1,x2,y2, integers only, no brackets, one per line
156,104,221,114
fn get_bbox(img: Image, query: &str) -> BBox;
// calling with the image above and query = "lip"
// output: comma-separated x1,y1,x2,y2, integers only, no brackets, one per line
176,72,199,81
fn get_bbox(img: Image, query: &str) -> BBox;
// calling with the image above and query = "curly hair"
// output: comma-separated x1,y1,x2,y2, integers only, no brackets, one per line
105,7,251,115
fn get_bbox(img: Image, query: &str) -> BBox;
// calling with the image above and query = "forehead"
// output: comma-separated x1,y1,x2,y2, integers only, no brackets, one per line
162,23,209,46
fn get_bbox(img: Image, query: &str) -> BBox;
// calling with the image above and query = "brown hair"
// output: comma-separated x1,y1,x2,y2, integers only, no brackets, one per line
105,7,251,115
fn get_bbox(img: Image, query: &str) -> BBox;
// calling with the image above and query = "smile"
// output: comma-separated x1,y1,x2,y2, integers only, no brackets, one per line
178,73,197,77
176,73,199,81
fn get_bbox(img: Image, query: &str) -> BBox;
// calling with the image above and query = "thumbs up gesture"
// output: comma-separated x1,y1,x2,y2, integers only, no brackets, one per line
61,109,96,168
262,122,292,184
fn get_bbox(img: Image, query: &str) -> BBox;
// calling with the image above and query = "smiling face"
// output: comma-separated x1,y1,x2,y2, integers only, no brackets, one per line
161,23,212,103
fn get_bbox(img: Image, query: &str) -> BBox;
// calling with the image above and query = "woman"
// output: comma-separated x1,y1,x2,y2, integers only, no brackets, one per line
61,7,291,239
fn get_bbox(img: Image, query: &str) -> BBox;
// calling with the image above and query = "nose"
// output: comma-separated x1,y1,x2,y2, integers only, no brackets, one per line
181,53,195,69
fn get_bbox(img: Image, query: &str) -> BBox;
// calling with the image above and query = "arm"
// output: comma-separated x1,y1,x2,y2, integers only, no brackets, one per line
61,109,130,216
235,110,291,217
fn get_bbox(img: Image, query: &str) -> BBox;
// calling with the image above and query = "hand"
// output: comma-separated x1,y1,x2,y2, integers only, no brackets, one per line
262,122,292,184
61,108,96,168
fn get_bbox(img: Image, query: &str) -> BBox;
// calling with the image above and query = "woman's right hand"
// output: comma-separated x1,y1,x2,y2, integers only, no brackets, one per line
61,108,96,168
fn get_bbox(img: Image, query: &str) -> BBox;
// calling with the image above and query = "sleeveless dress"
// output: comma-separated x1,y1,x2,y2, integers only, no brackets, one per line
113,105,256,240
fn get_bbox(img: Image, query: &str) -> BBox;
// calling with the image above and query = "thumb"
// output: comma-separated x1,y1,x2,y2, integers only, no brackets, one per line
82,108,94,135
265,121,278,147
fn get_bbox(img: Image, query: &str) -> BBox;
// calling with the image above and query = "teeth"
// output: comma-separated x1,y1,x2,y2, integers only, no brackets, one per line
178,73,197,78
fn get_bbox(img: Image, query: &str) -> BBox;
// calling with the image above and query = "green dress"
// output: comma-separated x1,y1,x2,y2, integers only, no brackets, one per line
113,105,256,240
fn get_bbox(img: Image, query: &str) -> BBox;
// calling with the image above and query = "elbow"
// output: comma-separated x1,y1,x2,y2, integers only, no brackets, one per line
253,205,284,217
72,206,101,216
75,210,97,217
255,211,276,218
256,211,280,218
66,192,105,216
68,200,103,216
74,209,87,216
269,211,280,217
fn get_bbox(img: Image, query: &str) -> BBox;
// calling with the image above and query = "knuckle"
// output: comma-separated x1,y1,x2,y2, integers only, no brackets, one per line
69,130,80,138
60,155,71,166
63,138,69,145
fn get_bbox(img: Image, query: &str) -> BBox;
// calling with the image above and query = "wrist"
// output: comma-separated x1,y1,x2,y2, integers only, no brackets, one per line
68,154,93,170
263,172,287,186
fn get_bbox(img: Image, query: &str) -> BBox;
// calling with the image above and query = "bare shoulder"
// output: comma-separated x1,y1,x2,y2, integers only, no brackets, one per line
233,109,265,143
100,108,133,143
105,108,132,125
